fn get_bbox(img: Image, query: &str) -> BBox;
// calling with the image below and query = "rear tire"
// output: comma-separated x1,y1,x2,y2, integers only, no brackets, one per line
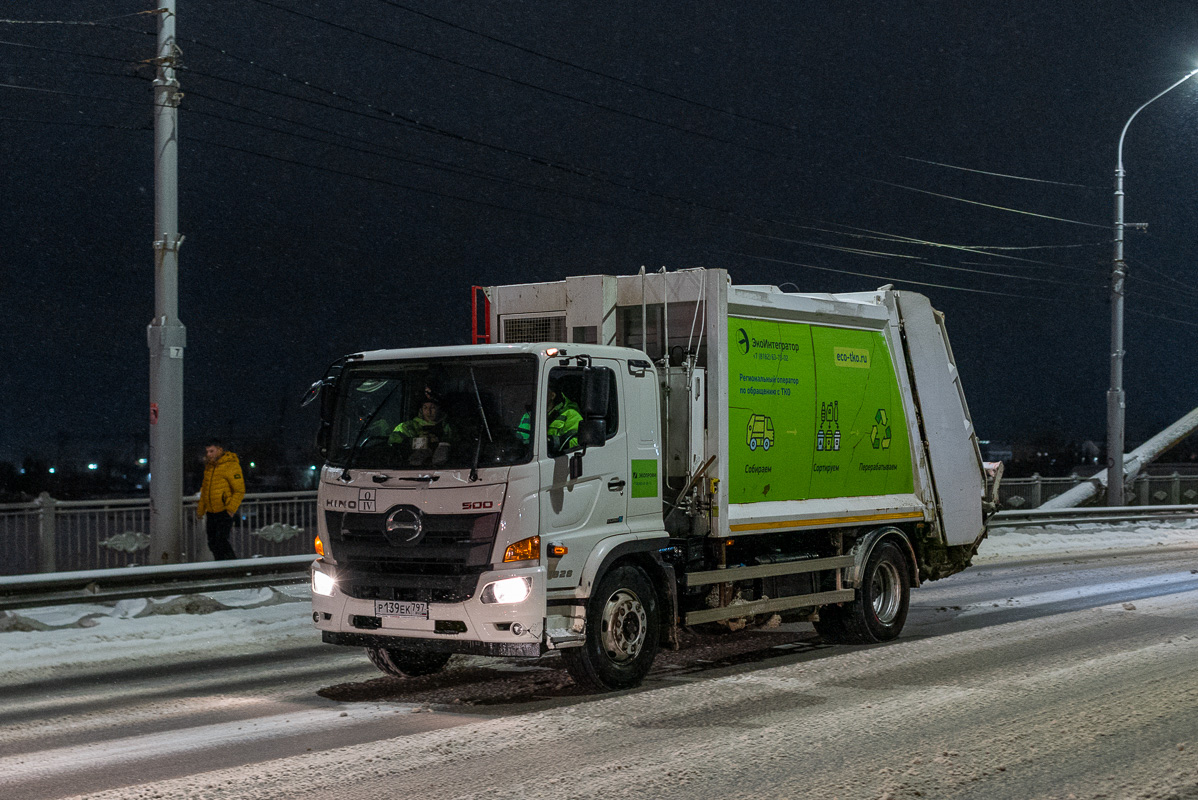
814,540,910,644
365,645,452,678
562,565,660,692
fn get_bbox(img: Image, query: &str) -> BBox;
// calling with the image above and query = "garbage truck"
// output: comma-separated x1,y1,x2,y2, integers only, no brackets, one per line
307,268,998,691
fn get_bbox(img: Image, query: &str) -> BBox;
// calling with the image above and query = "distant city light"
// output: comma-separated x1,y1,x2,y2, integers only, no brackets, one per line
309,465,317,470
137,458,147,465
249,461,256,468
48,467,56,474
87,463,99,471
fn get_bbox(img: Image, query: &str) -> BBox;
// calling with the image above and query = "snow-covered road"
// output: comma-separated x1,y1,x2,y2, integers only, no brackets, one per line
2,522,1197,799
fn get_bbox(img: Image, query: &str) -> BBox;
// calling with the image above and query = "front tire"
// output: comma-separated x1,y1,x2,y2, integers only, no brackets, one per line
365,645,452,678
562,565,660,692
814,540,910,644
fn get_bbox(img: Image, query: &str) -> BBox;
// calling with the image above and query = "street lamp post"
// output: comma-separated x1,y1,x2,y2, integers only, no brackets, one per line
1107,68,1198,506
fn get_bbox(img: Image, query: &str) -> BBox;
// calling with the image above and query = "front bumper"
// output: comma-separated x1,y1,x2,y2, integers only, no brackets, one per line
311,559,546,657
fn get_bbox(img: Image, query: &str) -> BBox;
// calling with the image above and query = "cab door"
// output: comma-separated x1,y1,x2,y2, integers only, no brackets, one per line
538,358,629,590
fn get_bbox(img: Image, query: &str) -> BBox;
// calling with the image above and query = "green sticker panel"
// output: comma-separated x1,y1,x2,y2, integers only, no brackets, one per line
727,317,913,504
630,459,659,498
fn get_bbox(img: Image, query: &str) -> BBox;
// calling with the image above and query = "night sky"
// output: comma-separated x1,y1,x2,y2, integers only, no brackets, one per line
3,1,1198,465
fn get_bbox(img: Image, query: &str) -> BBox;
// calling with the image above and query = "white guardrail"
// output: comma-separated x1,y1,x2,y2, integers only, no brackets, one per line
0,555,314,612
0,491,319,576
2,497,1197,609
7,476,1198,575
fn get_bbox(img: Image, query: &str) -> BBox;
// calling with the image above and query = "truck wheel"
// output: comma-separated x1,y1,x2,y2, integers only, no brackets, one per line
365,645,452,678
814,540,910,644
562,565,660,692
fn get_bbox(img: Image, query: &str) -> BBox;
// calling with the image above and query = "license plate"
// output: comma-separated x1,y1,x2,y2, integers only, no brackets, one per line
374,600,429,619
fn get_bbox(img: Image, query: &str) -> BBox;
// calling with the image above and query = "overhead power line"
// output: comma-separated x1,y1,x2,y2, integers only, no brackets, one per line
175,52,619,185
1126,306,1198,329
711,249,1095,305
0,115,146,132
0,79,141,107
184,87,668,220
823,223,1099,272
247,0,783,159
1126,257,1198,298
374,0,800,137
874,180,1108,228
190,135,577,226
895,155,1096,189
0,17,1110,302
0,10,159,27
749,230,1088,286
172,28,1099,288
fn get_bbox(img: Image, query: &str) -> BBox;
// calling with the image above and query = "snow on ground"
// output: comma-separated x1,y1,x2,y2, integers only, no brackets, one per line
0,585,317,684
1,520,1196,684
974,518,1198,563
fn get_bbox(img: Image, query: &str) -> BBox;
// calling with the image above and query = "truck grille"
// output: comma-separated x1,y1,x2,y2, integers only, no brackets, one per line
327,508,501,603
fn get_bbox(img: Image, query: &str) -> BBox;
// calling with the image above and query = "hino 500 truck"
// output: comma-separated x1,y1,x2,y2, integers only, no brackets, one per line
308,269,996,691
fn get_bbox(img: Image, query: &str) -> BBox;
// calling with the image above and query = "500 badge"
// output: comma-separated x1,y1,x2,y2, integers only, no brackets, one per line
462,500,496,510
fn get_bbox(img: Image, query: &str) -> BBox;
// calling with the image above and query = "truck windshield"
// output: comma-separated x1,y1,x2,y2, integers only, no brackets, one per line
328,355,538,470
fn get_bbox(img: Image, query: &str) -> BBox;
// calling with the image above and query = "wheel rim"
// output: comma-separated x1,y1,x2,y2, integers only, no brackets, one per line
600,588,647,663
871,559,902,625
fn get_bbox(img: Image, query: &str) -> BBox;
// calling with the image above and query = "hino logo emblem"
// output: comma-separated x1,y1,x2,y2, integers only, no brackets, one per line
384,507,423,545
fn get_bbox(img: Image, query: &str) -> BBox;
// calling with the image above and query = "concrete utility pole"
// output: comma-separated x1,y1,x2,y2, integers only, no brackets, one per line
1107,68,1198,506
148,1,186,561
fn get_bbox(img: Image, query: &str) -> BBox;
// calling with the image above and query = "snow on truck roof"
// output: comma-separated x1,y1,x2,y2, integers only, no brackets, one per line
350,342,639,363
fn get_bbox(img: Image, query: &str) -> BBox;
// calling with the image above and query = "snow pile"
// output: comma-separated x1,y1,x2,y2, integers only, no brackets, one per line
0,585,307,633
0,586,314,685
975,518,1198,563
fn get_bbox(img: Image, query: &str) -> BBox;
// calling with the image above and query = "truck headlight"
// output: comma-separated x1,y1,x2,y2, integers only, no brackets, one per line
312,566,337,597
480,576,531,604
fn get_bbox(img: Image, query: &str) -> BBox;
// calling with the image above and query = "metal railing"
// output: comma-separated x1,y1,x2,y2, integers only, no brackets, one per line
989,504,1198,528
996,472,1198,511
6,474,1198,576
0,555,314,612
0,491,318,576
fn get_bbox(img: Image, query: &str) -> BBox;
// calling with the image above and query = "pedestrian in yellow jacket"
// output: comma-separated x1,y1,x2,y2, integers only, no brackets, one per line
197,440,245,560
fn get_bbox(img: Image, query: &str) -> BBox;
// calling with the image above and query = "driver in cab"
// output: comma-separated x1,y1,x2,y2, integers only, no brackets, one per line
546,380,582,454
389,394,453,465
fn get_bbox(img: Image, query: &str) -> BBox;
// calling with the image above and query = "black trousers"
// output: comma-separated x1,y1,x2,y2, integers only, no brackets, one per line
205,512,238,561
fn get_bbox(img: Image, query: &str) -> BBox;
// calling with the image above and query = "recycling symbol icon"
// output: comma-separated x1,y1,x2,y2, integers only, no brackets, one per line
871,408,892,450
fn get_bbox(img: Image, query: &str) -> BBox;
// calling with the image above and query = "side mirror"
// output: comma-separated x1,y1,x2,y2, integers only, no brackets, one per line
580,366,610,418
301,379,323,408
308,361,344,458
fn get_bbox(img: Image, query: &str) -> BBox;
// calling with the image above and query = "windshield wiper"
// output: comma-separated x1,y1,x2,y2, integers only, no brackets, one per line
339,384,399,482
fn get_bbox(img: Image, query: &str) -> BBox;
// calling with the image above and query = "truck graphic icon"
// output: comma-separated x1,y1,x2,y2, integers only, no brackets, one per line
746,414,774,451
